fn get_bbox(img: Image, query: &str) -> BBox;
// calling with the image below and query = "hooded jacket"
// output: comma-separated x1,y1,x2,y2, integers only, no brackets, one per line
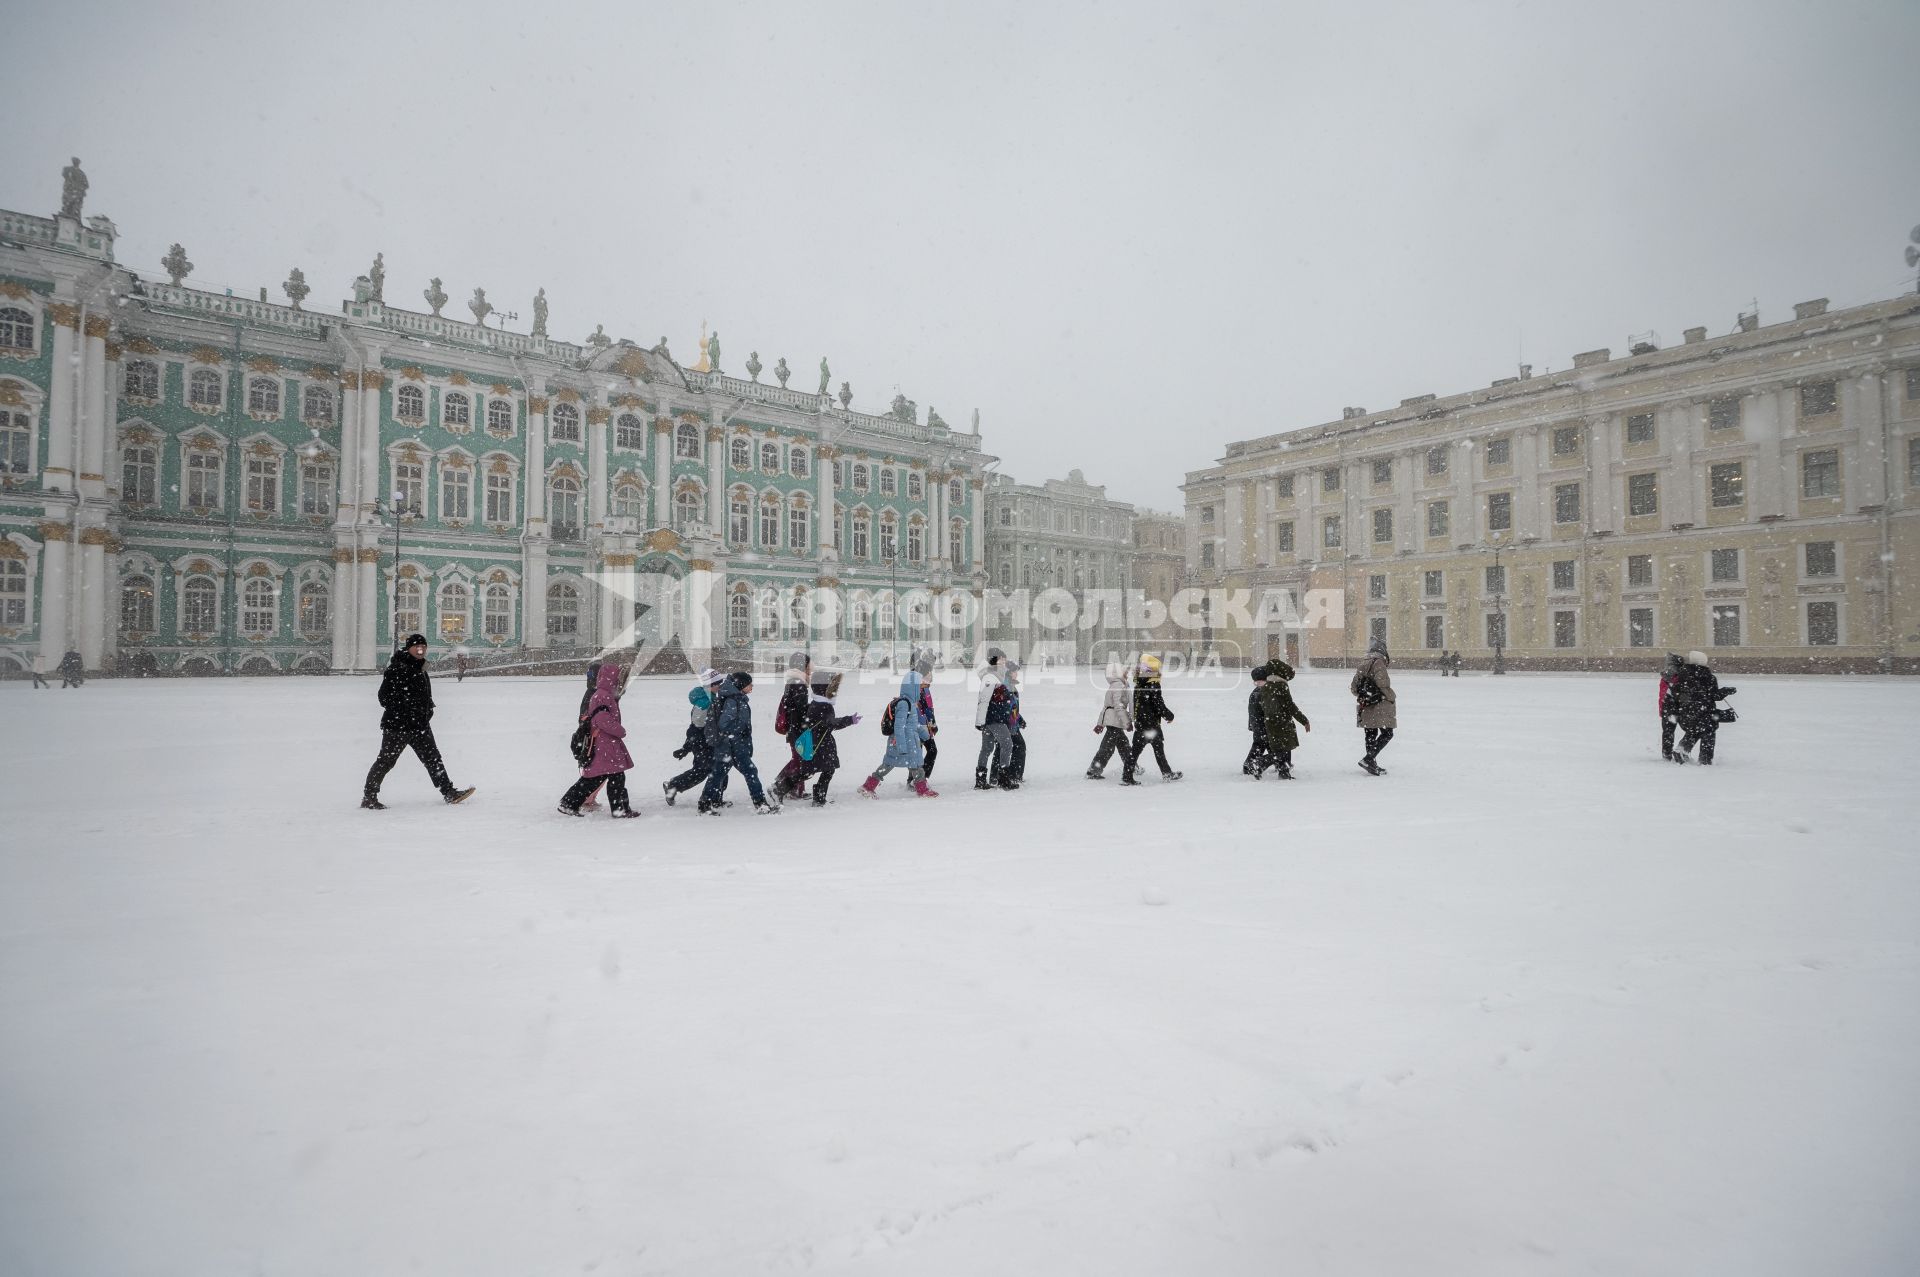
777,657,811,741
707,673,755,745
1351,640,1396,730
1256,661,1312,752
376,647,436,732
580,663,634,777
1097,670,1134,732
885,670,932,769
1132,674,1174,732
1665,656,1729,732
975,664,1013,727
801,676,858,771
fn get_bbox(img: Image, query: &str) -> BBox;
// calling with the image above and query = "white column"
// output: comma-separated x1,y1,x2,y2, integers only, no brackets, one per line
1748,392,1786,520
78,534,106,669
706,426,726,531
38,527,71,667
1849,373,1888,509
816,447,838,565
1588,415,1618,536
337,371,363,520
79,317,108,494
1221,481,1244,569
969,479,985,570
1516,427,1543,539
587,398,609,529
329,547,355,670
1664,405,1697,526
1395,451,1417,553
524,393,548,530
652,421,673,527
359,372,385,519
356,551,380,664
522,542,549,650
687,558,719,668
44,307,77,490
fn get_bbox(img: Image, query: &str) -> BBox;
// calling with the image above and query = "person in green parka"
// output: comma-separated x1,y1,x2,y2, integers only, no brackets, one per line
1254,660,1312,779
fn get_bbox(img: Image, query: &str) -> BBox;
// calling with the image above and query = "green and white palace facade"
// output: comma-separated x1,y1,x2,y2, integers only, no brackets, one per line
0,176,995,676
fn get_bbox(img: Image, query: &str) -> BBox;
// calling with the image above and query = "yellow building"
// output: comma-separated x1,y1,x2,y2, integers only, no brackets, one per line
1182,294,1920,673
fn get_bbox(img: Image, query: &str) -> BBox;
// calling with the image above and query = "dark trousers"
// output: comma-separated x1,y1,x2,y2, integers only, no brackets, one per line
809,766,837,800
1677,722,1717,764
1091,727,1133,776
922,736,938,780
1274,748,1294,771
563,771,629,813
702,738,766,805
31,672,49,688
1661,718,1677,758
61,673,82,688
774,745,810,797
1363,727,1394,763
1243,732,1272,774
1128,727,1173,776
1004,731,1027,782
365,726,452,798
667,734,713,794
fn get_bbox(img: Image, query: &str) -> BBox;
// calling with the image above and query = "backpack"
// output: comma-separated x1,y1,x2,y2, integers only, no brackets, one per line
796,727,817,761
569,706,605,767
1353,673,1385,707
880,695,909,735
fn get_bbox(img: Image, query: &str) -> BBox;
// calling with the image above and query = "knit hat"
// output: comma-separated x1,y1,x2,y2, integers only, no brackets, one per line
698,666,723,685
985,647,1005,665
403,633,428,649
1251,662,1271,681
1686,650,1708,667
914,648,935,677
1139,653,1163,677
787,651,810,671
1367,635,1390,659
810,667,838,693
728,670,753,691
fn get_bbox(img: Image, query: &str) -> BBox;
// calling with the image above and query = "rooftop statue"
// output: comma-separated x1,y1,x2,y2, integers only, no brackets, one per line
368,252,385,303
818,357,831,396
60,157,87,219
774,356,790,388
423,277,448,317
706,330,721,374
531,288,549,338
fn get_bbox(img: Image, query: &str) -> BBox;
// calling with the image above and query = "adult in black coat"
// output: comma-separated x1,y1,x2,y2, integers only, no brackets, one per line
362,633,474,808
1127,658,1182,781
1664,650,1734,766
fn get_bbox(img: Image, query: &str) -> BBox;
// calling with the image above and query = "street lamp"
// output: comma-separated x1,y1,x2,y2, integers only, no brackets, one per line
373,487,413,651
1482,534,1509,675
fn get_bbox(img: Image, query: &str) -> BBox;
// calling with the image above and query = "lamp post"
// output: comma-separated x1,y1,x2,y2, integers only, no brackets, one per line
373,487,412,650
1484,535,1508,675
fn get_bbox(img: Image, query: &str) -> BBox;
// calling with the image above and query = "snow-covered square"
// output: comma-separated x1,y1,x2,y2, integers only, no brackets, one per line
2,667,1917,1275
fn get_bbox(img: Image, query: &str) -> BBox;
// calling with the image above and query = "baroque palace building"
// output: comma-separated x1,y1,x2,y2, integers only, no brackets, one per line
0,167,995,676
982,468,1136,663
1183,292,1920,672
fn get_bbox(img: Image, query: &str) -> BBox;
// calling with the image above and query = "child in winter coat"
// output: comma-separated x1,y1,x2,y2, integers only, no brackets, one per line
1127,654,1181,782
973,649,1018,790
560,662,637,817
663,668,724,805
788,669,861,804
771,652,814,802
700,671,777,813
1087,662,1136,782
1243,663,1273,778
1003,661,1029,784
1666,650,1735,765
1255,660,1311,778
1658,652,1682,760
913,648,940,780
863,655,938,797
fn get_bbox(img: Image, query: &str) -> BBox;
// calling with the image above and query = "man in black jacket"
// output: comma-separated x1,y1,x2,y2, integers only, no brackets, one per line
1664,649,1734,766
362,634,475,809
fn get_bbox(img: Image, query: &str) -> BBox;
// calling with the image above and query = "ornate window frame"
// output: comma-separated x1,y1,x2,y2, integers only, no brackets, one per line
293,561,332,642
236,558,286,640
0,532,42,638
395,382,427,425
300,380,336,427
187,363,226,414
170,553,227,640
245,376,283,421
481,451,520,528
0,291,45,360
613,411,646,451
441,389,473,433
550,401,583,446
178,428,226,514
728,435,752,471
438,446,475,527
122,357,161,404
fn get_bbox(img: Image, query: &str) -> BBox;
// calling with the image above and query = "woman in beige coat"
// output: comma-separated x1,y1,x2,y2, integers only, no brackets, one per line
1350,636,1397,775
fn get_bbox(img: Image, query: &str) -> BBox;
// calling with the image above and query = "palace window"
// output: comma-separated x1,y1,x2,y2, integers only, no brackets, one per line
730,437,752,470
442,465,471,522
550,402,581,444
851,463,869,492
789,501,809,552
1629,472,1658,517
483,584,512,641
245,454,280,514
1553,482,1581,524
1426,447,1448,477
0,411,29,475
949,519,965,565
1626,412,1655,444
674,487,702,529
549,475,581,540
119,574,154,634
1807,600,1839,646
1805,541,1837,578
486,398,514,437
1908,367,1920,400
1372,508,1393,543
124,360,160,400
241,578,277,638
247,378,281,417
182,575,218,633
186,450,223,510
615,413,644,450
1322,467,1341,493
0,307,35,352
879,513,898,560
1552,425,1581,456
442,391,471,430
949,478,964,507
438,582,469,641
122,443,157,505
1708,397,1741,431
1275,520,1294,553
298,580,329,640
1276,473,1294,498
1553,610,1577,648
1425,614,1444,649
1486,491,1511,532
381,576,420,640
188,368,223,409
727,592,750,641
1485,437,1510,467
1709,462,1744,507
1711,604,1742,647
1710,548,1740,583
851,510,870,560
612,482,645,520
1628,607,1655,648
1369,616,1387,646
907,520,924,563
760,498,780,549
1425,569,1444,599
907,472,923,500
396,384,425,422
1485,564,1506,595
1799,381,1837,418
675,422,701,458
790,447,809,479
1552,560,1575,591
728,490,751,545
880,468,897,497
1427,500,1449,539
302,384,334,425
1200,543,1216,569
1322,514,1341,550
1627,554,1653,588
760,442,780,474
394,459,424,516
1368,574,1386,601
1371,459,1392,485
484,470,514,524
1801,449,1839,499
1486,612,1507,649
547,582,580,642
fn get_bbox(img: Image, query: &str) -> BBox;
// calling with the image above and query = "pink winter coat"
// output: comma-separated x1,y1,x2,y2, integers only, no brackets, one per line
581,663,634,777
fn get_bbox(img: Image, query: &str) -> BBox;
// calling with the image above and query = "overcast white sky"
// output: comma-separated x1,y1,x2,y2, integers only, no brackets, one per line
5,0,1917,509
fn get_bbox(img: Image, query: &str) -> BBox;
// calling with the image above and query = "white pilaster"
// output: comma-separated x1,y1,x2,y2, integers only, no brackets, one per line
45,309,77,490
38,531,70,666
706,427,726,532
652,421,673,527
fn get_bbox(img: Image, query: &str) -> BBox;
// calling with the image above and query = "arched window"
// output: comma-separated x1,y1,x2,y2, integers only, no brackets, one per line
851,509,870,560
182,575,218,634
241,577,277,637
851,463,869,492
789,447,810,479
676,422,702,459
674,486,702,529
123,360,159,400
302,384,334,424
949,519,966,566
849,593,869,636
547,581,580,642
784,590,808,641
185,449,222,510
188,368,222,409
442,391,471,430
728,489,751,546
908,472,923,500
614,412,644,449
1,410,28,476
247,378,281,416
788,499,809,552
998,562,1012,589
298,580,330,640
729,437,751,470
754,587,781,640
483,465,514,524
760,442,780,474
759,495,780,548
486,398,514,437
119,574,154,633
245,452,280,514
393,457,423,515
395,577,423,637
551,402,581,443
612,482,645,520
396,384,425,422
907,519,924,563
727,591,750,640
879,512,899,560
0,559,25,625
441,462,471,522
438,581,469,641
483,583,513,640
0,308,34,353
122,443,157,505
949,478,964,507
549,474,581,539
879,468,897,497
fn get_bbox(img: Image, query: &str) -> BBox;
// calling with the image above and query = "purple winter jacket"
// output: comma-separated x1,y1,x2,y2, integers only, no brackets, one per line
580,663,634,777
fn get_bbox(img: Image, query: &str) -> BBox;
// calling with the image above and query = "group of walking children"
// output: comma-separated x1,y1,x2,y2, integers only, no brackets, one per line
1241,659,1312,779
1084,654,1184,785
1659,650,1736,765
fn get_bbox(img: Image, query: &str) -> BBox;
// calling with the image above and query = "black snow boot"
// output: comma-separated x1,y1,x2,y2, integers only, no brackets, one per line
974,768,991,790
360,796,386,810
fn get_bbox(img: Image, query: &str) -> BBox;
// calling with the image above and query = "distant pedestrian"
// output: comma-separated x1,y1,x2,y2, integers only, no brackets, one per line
1666,650,1735,766
455,650,470,683
559,662,638,817
1658,651,1682,760
1243,662,1274,777
663,668,725,805
700,671,777,814
1127,654,1181,781
58,648,83,688
1086,661,1136,782
1351,636,1397,776
973,648,1017,790
770,651,814,803
1256,659,1311,778
1003,660,1029,785
361,633,475,809
30,654,49,689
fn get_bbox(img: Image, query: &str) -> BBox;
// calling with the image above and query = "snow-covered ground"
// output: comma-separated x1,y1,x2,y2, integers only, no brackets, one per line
2,666,1917,1275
